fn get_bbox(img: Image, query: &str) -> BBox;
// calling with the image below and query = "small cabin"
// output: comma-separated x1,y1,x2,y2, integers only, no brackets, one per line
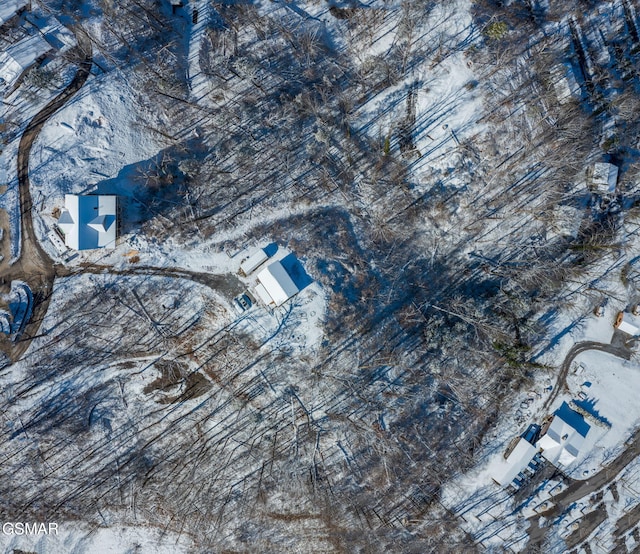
615,311,640,336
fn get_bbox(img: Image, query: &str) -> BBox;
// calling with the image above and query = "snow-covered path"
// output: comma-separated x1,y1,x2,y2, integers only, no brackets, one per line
185,0,211,100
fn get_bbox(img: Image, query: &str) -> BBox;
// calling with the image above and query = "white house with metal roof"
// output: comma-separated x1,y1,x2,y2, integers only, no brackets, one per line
491,438,538,487
536,407,590,467
57,194,118,250
255,261,298,307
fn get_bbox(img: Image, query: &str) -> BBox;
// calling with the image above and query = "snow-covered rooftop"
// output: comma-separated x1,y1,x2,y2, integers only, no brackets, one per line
0,0,28,26
536,403,590,467
592,162,618,194
57,194,117,250
0,34,52,91
491,438,537,487
25,12,76,52
256,261,298,307
615,311,640,336
239,248,268,276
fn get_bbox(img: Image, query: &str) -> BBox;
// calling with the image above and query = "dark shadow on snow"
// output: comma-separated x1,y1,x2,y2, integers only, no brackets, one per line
556,401,592,437
280,253,313,291
263,242,278,257
571,397,612,429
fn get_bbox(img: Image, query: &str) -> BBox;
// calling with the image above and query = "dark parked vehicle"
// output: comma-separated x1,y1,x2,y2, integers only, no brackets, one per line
522,423,541,445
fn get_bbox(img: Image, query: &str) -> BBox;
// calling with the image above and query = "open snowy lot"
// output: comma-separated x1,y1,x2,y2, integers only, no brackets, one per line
560,350,640,478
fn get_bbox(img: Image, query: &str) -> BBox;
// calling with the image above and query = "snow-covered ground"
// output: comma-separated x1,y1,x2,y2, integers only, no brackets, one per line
28,68,170,261
0,137,22,261
0,522,194,554
29,70,161,193
185,0,212,100
552,349,640,479
5,0,640,551
351,0,483,190
235,244,327,354
0,59,79,261
439,274,640,548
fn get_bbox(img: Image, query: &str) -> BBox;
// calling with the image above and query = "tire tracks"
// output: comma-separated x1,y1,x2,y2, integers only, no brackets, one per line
525,340,635,551
4,31,93,362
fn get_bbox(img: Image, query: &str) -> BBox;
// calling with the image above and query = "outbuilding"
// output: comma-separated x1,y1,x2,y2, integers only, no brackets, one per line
0,33,52,92
615,311,640,336
239,248,268,276
255,261,298,307
491,438,538,487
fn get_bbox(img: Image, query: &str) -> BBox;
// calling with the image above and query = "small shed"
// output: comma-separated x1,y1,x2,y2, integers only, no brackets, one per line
591,162,618,194
255,261,298,307
25,12,76,52
615,312,640,336
239,248,268,276
0,33,52,92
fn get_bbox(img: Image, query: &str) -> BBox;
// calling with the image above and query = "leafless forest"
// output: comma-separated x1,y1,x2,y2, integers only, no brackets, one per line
3,0,640,551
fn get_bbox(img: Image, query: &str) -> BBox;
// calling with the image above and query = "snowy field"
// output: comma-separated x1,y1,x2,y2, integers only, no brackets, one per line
0,523,194,554
351,0,483,195
555,350,640,479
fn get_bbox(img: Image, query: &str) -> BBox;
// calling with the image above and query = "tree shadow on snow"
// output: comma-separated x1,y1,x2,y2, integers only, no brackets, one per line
95,140,205,235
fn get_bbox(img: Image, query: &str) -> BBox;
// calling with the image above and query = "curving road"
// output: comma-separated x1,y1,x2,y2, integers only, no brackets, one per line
525,340,635,551
7,18,640,554
5,29,244,361
526,428,640,550
58,263,245,297
542,340,631,412
16,31,93,277
0,30,94,362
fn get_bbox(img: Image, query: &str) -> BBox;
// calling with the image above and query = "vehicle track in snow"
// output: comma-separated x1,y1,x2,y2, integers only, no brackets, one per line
524,341,635,551
8,29,244,363
3,30,94,362
542,340,631,413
